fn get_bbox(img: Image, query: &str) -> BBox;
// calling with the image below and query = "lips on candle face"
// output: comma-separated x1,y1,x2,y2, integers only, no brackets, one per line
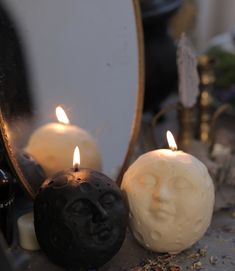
34,169,128,269
121,149,215,253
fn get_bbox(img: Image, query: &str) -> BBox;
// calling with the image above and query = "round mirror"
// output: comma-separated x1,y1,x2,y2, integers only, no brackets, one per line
0,0,144,199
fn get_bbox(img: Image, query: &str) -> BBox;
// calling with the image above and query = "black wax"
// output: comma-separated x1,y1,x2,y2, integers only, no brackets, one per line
34,168,128,270
17,151,46,193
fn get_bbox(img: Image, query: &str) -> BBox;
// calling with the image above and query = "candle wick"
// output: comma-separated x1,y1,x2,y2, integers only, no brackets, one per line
74,163,79,172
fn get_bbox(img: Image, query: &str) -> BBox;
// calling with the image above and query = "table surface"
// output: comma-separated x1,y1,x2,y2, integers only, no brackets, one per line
12,102,235,270
15,206,235,271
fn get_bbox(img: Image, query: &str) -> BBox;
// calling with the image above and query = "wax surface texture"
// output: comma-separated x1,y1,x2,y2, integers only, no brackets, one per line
25,123,102,176
17,212,40,251
34,168,128,269
121,149,215,253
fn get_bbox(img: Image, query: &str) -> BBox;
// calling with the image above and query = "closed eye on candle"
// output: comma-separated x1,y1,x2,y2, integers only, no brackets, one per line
170,176,193,190
69,199,92,216
100,193,118,208
139,174,157,186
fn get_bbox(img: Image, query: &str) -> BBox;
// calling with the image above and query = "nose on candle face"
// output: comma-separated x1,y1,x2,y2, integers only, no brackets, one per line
157,184,171,202
93,204,108,223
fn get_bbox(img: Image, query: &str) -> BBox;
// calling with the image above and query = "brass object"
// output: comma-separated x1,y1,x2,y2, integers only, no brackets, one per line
0,110,35,198
117,0,145,186
197,55,215,143
151,103,180,148
177,105,197,150
150,55,215,150
209,103,232,155
151,103,196,151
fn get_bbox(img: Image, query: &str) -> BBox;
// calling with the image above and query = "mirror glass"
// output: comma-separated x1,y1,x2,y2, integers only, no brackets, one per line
0,0,143,198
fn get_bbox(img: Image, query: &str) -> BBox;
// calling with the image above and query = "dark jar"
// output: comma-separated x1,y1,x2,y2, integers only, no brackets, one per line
0,169,14,245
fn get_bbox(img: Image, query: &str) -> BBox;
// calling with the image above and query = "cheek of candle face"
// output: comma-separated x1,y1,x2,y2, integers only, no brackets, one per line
25,123,102,177
121,149,215,254
17,212,40,251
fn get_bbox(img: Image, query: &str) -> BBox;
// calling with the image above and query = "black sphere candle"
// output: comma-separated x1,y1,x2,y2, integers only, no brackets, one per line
34,147,128,270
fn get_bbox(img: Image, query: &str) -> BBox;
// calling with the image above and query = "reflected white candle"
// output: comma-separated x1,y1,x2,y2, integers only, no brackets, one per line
25,106,102,177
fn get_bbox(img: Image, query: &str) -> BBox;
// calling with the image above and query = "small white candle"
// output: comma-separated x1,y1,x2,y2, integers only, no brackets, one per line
25,106,102,177
17,212,40,251
121,131,215,254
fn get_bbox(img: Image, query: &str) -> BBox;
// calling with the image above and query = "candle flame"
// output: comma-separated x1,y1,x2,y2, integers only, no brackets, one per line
56,106,70,124
166,130,178,151
73,146,80,169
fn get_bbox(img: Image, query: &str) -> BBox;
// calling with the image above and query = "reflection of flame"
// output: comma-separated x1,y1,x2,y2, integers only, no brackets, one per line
73,146,80,168
55,106,70,124
166,130,178,151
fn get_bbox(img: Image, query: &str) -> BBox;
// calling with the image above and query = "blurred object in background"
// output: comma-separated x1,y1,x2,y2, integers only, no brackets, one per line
197,55,215,143
170,0,197,39
208,30,235,54
0,3,33,120
140,0,182,115
0,169,14,246
207,46,235,108
194,0,235,52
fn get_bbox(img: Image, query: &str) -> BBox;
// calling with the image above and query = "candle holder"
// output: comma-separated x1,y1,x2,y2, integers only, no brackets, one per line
151,103,197,151
197,55,215,143
177,105,197,150
151,55,230,148
151,102,180,148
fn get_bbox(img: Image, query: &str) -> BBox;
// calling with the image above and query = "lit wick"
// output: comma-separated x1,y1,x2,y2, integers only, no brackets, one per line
73,146,80,172
166,130,178,151
56,106,70,125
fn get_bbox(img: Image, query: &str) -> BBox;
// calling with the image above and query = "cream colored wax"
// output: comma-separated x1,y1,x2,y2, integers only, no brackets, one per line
25,123,102,177
17,212,40,251
121,149,215,254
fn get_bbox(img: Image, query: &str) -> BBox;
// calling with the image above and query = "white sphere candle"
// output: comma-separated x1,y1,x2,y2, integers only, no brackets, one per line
121,131,215,254
25,106,102,177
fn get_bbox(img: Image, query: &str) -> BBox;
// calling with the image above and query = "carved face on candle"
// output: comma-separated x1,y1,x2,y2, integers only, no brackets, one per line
34,169,128,269
121,150,215,253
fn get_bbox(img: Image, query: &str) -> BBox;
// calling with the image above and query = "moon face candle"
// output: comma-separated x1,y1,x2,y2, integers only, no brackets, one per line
121,131,215,254
25,106,102,177
34,168,128,269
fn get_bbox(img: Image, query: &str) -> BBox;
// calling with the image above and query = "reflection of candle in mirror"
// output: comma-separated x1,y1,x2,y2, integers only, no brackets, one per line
25,106,102,177
121,130,215,254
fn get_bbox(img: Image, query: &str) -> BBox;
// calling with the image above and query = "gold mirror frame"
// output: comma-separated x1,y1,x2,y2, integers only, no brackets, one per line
117,0,144,186
0,0,144,199
0,112,36,198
